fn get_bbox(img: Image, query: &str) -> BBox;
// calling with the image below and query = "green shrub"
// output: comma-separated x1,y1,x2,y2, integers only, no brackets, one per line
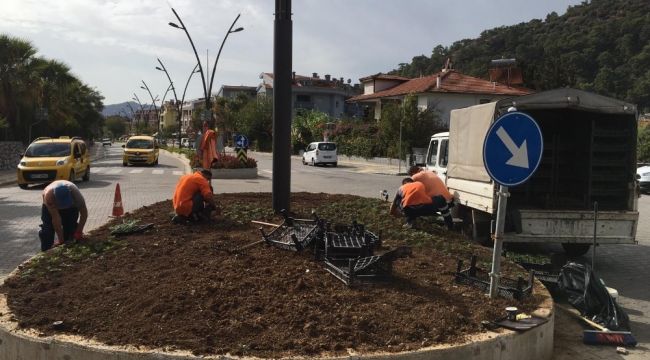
212,154,257,169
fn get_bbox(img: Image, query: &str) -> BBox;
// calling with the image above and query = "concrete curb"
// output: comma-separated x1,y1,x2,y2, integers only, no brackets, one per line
160,149,191,174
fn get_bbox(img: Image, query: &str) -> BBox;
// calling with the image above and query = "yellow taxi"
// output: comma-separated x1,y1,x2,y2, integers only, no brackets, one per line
122,135,159,166
17,136,91,189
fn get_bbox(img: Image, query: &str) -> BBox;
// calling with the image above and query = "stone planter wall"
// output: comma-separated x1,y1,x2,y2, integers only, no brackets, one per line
211,167,257,179
0,142,24,170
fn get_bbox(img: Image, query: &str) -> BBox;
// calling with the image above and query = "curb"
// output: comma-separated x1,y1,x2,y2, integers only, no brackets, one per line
160,149,191,174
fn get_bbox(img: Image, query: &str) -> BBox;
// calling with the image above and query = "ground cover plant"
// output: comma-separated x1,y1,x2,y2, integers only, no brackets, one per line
1,193,546,358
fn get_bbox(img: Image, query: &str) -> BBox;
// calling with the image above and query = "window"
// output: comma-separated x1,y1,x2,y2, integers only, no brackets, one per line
439,139,449,167
25,143,71,157
296,95,311,102
318,143,336,151
427,139,439,166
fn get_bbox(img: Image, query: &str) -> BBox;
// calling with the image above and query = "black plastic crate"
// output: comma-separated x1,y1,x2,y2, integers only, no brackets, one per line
455,255,533,300
324,246,411,286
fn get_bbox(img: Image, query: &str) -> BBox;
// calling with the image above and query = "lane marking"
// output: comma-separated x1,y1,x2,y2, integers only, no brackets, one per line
106,168,123,175
129,169,144,174
173,170,184,176
152,169,164,175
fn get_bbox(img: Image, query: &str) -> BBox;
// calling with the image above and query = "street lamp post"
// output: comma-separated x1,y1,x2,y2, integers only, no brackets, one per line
132,93,145,130
156,58,200,148
169,8,243,128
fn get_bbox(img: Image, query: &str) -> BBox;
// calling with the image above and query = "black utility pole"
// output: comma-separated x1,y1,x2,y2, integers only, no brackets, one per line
272,0,292,213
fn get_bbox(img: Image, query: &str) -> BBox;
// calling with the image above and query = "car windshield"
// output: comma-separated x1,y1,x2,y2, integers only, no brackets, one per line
318,143,336,151
126,139,153,149
25,143,70,157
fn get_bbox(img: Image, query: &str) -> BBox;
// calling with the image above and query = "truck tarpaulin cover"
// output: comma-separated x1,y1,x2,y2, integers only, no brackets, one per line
495,88,637,115
447,102,496,182
558,262,630,331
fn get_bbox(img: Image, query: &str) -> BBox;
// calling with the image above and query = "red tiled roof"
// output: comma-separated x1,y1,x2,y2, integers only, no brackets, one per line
359,73,411,82
349,70,532,102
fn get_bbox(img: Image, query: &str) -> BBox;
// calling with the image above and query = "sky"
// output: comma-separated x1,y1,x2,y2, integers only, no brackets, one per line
1,0,584,106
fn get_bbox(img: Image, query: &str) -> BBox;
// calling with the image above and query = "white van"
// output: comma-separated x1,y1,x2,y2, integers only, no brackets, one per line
424,132,449,181
302,142,338,167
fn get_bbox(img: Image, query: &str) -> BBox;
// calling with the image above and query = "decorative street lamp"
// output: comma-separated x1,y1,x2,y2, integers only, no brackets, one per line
168,8,243,128
156,57,200,147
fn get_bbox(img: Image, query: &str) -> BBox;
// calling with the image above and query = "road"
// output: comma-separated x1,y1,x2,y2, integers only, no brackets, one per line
0,147,648,359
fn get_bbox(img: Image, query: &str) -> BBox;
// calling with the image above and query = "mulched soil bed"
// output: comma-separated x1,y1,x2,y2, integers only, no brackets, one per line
1,192,545,358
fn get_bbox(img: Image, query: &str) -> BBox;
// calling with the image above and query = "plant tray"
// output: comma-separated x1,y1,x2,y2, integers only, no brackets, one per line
454,255,533,300
313,221,381,260
258,210,323,252
110,223,154,236
324,246,411,286
516,262,560,286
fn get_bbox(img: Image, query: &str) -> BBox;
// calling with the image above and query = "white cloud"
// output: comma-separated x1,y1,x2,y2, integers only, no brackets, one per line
0,0,583,104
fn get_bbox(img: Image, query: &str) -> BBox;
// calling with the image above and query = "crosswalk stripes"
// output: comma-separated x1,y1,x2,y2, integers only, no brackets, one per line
90,168,186,176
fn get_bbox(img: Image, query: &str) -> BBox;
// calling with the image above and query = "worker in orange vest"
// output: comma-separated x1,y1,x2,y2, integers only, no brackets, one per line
172,168,218,223
389,177,453,230
408,166,454,229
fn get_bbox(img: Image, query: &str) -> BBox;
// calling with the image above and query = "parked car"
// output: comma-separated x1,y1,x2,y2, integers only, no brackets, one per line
17,136,91,189
638,166,650,194
122,135,159,166
101,138,112,146
302,142,337,167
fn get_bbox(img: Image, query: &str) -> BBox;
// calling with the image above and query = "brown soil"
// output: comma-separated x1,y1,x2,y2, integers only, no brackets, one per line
1,193,545,358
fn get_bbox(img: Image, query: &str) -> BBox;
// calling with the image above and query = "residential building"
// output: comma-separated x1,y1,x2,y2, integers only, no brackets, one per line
257,72,362,118
347,65,532,126
133,108,159,132
216,85,257,99
180,99,205,135
159,100,180,134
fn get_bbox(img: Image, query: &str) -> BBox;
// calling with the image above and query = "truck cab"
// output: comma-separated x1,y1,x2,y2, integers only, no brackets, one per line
424,132,449,181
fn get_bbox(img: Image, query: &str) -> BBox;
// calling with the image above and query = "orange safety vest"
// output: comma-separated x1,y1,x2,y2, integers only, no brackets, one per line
400,182,433,207
172,172,212,216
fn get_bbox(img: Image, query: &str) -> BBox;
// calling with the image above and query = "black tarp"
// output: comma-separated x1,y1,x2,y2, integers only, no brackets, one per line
558,262,630,331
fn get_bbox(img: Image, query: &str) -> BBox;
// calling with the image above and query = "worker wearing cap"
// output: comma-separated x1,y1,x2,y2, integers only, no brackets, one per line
408,165,454,229
39,180,88,251
172,168,218,223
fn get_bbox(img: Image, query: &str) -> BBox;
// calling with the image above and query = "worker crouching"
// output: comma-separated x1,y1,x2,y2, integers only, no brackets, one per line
172,168,219,223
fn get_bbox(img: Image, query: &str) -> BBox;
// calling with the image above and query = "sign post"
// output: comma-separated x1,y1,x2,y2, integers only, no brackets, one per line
482,111,543,298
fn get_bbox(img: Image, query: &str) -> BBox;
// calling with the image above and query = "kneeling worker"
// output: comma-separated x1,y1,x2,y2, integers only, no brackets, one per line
408,165,454,229
389,177,453,230
172,168,217,223
40,180,88,251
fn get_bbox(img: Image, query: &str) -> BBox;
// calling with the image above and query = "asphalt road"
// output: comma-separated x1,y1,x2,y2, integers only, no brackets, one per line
0,148,648,359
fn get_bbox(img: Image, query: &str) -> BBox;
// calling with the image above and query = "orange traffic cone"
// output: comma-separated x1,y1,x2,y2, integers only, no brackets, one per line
112,183,124,217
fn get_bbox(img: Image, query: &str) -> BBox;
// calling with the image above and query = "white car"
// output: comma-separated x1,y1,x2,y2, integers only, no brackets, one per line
638,165,650,194
302,142,337,167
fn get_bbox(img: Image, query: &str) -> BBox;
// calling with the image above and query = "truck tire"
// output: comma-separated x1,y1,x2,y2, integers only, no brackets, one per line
562,243,591,258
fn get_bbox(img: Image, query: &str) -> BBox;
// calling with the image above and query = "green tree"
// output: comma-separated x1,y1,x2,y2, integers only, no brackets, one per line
291,110,330,152
639,125,650,163
233,98,273,151
104,116,127,138
0,33,104,143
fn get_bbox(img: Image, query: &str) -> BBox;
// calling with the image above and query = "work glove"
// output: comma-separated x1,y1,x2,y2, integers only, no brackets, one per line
73,230,84,241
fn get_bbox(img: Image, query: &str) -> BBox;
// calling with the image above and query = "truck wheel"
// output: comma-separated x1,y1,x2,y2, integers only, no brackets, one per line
562,243,591,258
82,166,90,181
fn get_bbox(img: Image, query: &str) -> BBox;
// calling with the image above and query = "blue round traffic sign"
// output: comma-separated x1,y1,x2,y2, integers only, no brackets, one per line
234,134,249,149
483,112,543,187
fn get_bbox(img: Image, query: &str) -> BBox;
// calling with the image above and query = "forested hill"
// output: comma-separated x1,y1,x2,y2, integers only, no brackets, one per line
392,0,650,111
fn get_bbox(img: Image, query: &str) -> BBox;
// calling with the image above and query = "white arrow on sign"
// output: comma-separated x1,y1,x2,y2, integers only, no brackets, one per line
496,127,529,169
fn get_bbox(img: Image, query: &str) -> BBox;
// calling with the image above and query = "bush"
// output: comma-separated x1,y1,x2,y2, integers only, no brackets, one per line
212,154,257,169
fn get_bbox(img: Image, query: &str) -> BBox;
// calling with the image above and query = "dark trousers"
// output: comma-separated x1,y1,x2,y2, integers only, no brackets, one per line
39,204,79,251
403,195,453,229
190,192,215,218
